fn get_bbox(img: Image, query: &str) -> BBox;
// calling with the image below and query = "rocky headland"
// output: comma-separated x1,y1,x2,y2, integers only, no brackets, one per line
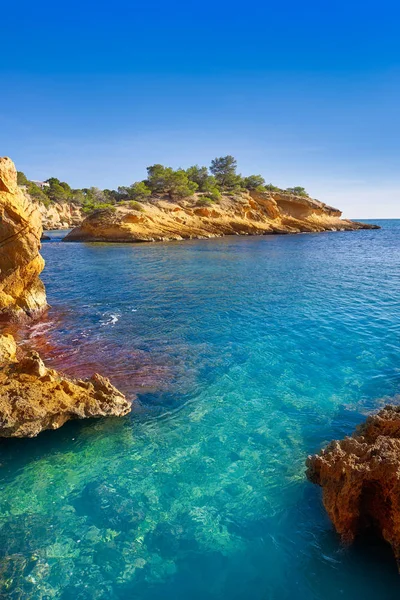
0,333,131,437
64,190,378,243
0,157,47,320
306,406,400,566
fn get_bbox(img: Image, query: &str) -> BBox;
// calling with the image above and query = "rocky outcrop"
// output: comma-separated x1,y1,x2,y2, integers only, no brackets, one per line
63,190,378,243
0,157,47,320
36,201,83,230
306,405,400,565
0,333,131,437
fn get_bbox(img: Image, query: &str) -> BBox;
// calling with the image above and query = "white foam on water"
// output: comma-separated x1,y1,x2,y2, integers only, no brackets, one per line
100,313,120,326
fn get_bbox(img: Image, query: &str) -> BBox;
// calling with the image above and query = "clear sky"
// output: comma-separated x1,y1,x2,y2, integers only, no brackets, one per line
2,0,399,217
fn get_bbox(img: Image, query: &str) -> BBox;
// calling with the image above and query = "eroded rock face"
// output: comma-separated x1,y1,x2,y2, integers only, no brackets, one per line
0,333,131,437
64,190,379,243
306,405,400,564
0,157,47,320
36,201,83,230
0,333,17,364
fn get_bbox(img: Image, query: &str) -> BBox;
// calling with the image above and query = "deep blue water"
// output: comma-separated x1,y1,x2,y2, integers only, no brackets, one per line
1,221,400,599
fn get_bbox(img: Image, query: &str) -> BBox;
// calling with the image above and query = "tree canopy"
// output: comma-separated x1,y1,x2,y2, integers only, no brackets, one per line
17,156,309,214
17,171,29,186
285,186,308,196
209,155,240,189
242,175,265,190
146,165,198,199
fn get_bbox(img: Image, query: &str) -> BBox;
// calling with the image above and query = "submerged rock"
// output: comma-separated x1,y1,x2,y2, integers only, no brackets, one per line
0,333,131,437
0,157,47,320
63,190,379,243
75,480,147,531
306,405,400,565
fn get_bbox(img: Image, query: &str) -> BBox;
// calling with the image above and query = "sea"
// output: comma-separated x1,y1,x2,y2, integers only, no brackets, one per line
0,220,399,599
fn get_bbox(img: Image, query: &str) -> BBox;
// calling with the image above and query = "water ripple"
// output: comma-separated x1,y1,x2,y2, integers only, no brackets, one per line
0,223,399,598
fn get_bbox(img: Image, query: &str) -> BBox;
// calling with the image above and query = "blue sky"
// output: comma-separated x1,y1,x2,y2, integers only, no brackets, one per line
2,0,399,217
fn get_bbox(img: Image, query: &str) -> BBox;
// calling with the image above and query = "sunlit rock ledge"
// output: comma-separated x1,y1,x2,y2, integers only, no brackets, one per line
0,333,131,438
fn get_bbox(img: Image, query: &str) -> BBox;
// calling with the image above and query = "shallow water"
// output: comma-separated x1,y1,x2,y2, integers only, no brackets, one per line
1,222,400,599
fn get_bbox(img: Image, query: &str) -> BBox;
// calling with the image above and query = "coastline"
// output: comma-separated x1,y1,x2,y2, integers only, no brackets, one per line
62,190,379,244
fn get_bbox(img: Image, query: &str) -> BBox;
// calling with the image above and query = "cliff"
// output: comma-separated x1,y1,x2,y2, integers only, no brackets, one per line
37,201,83,230
63,190,379,243
0,333,131,437
0,158,131,437
0,157,47,320
306,406,400,566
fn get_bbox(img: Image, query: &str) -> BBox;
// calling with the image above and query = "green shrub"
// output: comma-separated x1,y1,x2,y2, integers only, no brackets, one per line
82,202,115,214
203,187,221,202
196,197,214,207
17,171,29,186
126,181,151,201
285,186,309,197
128,201,145,211
264,183,281,192
243,175,265,190
25,182,51,207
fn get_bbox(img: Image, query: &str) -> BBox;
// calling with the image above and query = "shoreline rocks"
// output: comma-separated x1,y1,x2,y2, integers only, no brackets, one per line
0,333,131,438
0,158,132,437
63,190,379,243
0,157,47,320
306,405,400,566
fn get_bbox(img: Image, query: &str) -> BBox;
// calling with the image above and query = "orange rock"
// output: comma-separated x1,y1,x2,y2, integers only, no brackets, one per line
37,201,83,230
306,405,400,566
0,333,131,437
0,157,47,320
64,190,379,243
0,333,17,363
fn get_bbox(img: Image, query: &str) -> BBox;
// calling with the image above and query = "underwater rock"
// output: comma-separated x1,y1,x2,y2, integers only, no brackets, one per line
63,190,379,243
75,480,146,531
0,157,47,320
0,333,131,437
306,405,400,565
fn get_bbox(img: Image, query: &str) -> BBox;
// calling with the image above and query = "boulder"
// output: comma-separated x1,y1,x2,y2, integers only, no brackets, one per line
306,405,400,566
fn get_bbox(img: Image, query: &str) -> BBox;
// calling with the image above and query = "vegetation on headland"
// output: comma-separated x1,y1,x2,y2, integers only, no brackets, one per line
17,156,310,214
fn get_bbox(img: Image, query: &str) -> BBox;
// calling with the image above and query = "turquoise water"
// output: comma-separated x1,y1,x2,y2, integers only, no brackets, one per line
1,222,400,599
